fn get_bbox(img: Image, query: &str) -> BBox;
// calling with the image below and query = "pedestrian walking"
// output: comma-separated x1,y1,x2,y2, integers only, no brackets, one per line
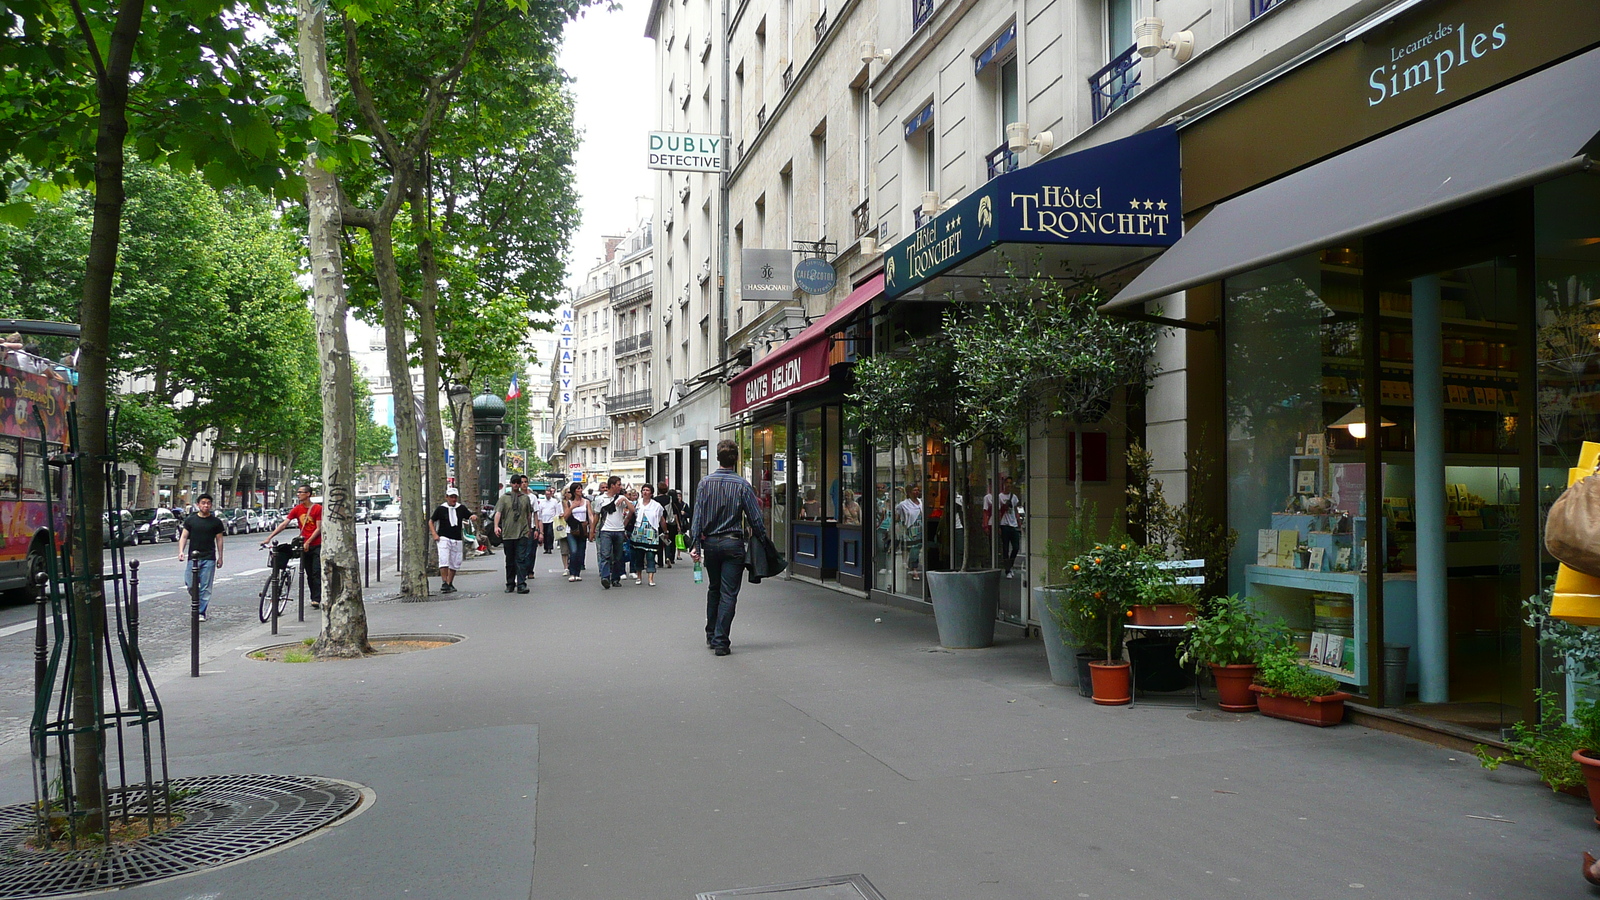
537,486,562,559
261,486,322,608
690,439,767,656
661,487,689,568
176,493,226,621
630,484,664,586
494,474,536,593
593,475,632,589
429,487,473,593
563,482,589,582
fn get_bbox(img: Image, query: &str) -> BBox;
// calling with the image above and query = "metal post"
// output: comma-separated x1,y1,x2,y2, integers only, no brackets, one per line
364,526,370,587
189,559,201,678
127,559,140,649
296,554,305,622
270,556,280,637
376,525,382,583
397,523,402,574
33,567,47,698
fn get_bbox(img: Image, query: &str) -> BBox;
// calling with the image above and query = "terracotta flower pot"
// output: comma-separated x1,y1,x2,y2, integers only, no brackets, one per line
1251,685,1351,727
1573,749,1600,828
1210,663,1259,712
1088,660,1132,706
1128,604,1197,627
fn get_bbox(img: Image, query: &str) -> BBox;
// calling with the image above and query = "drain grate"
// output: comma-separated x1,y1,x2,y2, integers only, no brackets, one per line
0,773,363,898
697,874,887,900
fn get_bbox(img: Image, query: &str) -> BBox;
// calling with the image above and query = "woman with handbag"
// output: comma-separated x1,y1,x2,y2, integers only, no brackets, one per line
660,487,686,568
562,483,590,582
630,484,664,586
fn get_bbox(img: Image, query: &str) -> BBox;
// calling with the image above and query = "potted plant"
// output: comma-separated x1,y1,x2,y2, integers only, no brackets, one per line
1037,504,1101,689
850,341,1001,648
1128,581,1200,627
1249,644,1351,726
1179,593,1280,712
1063,540,1168,705
1476,691,1600,819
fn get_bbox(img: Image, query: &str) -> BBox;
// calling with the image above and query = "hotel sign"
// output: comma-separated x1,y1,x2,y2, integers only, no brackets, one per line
883,126,1182,299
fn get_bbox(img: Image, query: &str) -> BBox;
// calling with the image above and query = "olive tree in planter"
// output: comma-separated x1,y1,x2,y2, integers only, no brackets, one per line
946,269,1158,666
848,340,1002,647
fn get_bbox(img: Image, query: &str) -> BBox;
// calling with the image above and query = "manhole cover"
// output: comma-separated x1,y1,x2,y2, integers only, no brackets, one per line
698,874,886,899
0,773,365,898
1187,710,1246,723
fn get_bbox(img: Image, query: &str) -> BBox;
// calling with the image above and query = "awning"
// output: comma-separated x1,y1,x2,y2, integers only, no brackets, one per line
727,274,885,415
882,126,1182,300
1104,46,1600,311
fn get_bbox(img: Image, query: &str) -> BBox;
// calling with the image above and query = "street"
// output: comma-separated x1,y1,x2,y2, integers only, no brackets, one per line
0,521,405,752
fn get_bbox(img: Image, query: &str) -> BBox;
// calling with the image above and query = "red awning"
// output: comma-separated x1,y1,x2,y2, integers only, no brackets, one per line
728,274,884,415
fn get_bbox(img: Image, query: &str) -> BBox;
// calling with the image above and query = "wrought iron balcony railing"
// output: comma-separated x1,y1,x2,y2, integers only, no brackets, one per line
782,61,794,92
611,447,642,461
985,142,1017,181
852,198,872,238
610,272,652,306
606,389,654,414
814,9,828,42
756,104,767,131
913,205,933,229
1089,43,1141,123
912,0,934,32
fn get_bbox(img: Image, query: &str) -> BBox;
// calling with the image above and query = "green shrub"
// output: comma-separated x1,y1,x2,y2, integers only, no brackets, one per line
1179,593,1282,668
1476,690,1600,793
1254,644,1341,699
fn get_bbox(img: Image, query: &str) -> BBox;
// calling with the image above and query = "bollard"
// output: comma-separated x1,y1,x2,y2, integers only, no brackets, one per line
127,559,140,648
376,527,381,584
397,523,402,574
270,558,280,637
297,555,306,622
364,527,370,588
190,558,201,678
33,567,47,698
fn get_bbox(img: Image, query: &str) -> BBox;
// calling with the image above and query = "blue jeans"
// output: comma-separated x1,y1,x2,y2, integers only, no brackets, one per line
503,537,532,588
702,535,746,650
185,557,216,615
631,543,657,574
596,531,626,582
566,533,587,576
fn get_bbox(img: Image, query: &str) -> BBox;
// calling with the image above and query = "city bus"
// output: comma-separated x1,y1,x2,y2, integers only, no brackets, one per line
0,324,75,594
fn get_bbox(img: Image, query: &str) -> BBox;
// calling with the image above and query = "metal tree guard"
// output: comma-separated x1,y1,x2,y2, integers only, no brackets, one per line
30,406,171,849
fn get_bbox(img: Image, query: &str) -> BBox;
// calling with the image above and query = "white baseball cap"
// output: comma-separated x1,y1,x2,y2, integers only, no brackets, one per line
445,487,460,496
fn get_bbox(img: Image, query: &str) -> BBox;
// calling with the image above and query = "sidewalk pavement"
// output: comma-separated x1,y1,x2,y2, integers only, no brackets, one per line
0,551,1590,900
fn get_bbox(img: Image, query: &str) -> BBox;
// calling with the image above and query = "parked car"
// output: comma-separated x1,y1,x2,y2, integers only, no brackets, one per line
377,504,402,522
129,508,181,544
102,509,133,547
219,508,249,535
353,506,371,524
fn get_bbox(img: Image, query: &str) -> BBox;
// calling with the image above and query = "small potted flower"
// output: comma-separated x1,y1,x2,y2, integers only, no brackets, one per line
1249,644,1351,726
1178,593,1281,712
1062,541,1169,706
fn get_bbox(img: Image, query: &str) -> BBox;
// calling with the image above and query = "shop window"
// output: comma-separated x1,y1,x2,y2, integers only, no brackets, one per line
796,407,823,521
839,407,862,525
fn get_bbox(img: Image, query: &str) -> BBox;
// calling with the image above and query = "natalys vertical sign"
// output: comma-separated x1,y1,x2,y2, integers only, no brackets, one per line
882,126,1182,299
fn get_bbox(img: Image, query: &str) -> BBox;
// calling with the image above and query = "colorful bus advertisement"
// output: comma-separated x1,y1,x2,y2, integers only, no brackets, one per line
0,355,73,592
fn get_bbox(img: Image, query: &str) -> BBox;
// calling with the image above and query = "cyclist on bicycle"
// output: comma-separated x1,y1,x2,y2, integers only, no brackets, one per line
261,485,323,608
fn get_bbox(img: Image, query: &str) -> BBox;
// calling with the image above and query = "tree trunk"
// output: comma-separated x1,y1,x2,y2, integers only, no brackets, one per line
205,443,221,499
410,177,447,573
278,450,297,507
455,391,480,513
69,0,147,834
173,434,195,508
369,218,428,596
298,0,370,657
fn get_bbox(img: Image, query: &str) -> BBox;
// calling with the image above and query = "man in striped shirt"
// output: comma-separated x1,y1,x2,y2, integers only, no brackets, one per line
689,439,767,656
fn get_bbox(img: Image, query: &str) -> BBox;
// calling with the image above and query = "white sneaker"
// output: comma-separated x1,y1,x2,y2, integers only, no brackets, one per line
1005,570,1014,579
197,614,207,622
632,573,641,583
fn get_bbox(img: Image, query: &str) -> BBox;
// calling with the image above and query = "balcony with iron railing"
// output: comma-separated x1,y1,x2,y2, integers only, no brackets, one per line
557,416,610,448
756,104,767,131
852,198,872,238
610,273,652,306
814,9,828,42
1089,43,1142,123
1250,0,1288,18
912,0,933,32
611,447,642,461
615,330,653,357
985,143,1017,181
913,205,933,229
606,389,654,415
782,61,794,92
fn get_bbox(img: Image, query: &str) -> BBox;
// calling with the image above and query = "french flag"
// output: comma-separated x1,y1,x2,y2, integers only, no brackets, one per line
506,374,521,400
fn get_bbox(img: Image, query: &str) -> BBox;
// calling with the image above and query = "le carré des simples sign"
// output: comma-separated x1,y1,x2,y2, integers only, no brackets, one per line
882,126,1182,299
648,131,724,173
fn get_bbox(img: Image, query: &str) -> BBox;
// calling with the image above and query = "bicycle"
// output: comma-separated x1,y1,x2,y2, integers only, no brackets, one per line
258,537,303,623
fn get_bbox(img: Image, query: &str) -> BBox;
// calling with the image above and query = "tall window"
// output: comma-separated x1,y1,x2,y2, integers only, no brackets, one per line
1108,0,1134,56
814,129,827,241
782,167,794,249
999,57,1019,144
854,87,870,204
924,126,936,193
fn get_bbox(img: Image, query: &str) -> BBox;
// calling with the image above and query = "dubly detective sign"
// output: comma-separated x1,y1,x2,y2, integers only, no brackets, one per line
648,132,724,173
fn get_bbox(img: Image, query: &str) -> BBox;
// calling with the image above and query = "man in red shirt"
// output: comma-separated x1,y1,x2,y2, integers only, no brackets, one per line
262,485,324,608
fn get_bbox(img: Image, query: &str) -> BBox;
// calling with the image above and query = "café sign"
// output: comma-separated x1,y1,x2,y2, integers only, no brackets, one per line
882,126,1182,299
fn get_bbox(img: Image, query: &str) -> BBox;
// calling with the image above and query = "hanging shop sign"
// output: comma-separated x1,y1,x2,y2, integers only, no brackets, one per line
794,258,837,295
741,249,795,300
647,131,724,173
882,126,1182,299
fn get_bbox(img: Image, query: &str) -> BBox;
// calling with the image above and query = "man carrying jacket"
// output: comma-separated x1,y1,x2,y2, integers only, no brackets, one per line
689,439,767,656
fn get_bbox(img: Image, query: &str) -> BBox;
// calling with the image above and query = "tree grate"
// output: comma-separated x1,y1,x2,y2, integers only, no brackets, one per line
398,591,479,602
0,773,363,898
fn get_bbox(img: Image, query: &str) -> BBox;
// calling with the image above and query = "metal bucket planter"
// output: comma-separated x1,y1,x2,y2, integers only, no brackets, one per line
1035,586,1078,686
927,570,1001,648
